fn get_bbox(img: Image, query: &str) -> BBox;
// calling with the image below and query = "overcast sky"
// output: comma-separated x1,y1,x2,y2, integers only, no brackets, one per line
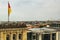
0,0,60,21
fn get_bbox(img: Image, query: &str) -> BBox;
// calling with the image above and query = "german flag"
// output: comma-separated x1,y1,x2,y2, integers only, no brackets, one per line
8,2,11,16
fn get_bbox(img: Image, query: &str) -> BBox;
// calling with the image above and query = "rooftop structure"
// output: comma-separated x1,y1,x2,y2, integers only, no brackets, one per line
28,27,57,34
0,22,27,29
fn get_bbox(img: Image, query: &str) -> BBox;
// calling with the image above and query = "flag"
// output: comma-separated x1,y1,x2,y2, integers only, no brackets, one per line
8,2,11,16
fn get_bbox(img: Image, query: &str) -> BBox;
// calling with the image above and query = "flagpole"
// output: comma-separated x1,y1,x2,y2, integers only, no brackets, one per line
8,14,9,23
8,2,11,23
8,1,9,23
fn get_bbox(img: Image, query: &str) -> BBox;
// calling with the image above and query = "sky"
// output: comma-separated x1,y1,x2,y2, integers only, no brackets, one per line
0,0,60,21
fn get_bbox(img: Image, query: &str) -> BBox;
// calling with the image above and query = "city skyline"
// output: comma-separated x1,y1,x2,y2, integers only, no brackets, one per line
0,0,60,21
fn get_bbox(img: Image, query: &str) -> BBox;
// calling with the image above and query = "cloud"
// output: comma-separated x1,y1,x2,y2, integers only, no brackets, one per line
12,0,58,8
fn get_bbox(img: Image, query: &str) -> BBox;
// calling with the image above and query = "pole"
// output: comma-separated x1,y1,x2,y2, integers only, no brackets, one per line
8,1,11,25
8,14,9,23
8,1,9,23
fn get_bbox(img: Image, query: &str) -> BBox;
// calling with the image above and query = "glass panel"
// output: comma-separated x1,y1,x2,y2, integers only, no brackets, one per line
36,33,39,40
52,33,56,40
27,32,32,40
32,33,36,40
33,35,36,39
27,32,38,40
42,34,50,40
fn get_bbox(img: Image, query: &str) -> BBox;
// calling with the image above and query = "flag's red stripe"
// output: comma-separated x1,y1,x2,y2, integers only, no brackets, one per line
8,2,10,8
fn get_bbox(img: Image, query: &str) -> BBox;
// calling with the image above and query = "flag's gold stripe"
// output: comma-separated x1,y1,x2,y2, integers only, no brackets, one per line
8,8,11,15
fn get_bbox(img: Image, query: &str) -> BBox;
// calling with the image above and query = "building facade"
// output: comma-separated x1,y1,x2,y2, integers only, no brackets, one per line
0,28,27,40
0,22,27,40
0,21,60,40
27,28,60,40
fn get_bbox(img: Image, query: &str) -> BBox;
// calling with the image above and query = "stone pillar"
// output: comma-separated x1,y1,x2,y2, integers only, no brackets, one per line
1,32,3,40
4,33,6,40
16,33,19,40
10,33,13,40
0,32,6,40
39,34,42,40
0,32,1,40
50,33,52,40
22,30,27,40
56,32,58,40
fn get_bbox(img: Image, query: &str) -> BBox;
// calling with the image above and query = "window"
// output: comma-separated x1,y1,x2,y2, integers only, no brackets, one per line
42,34,50,40
27,32,38,40
6,35,10,40
42,33,56,40
13,34,16,40
19,34,22,40
27,32,32,40
32,33,36,40
52,33,56,40
33,35,36,39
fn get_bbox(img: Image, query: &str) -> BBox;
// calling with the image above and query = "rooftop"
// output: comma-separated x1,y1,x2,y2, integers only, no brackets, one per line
28,27,57,34
0,22,27,29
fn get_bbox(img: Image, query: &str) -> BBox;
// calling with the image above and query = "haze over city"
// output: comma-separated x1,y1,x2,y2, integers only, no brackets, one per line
0,0,60,21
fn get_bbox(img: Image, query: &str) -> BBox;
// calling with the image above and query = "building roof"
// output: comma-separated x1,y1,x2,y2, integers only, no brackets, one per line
28,27,57,34
0,22,27,29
